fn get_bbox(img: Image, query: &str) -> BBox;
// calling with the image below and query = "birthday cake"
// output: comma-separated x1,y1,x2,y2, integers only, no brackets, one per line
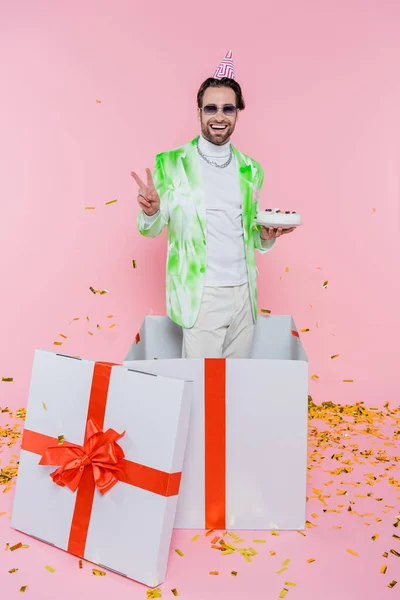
255,209,302,229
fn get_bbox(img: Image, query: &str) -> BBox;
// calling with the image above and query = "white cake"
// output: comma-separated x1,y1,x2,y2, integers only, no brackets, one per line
255,208,302,228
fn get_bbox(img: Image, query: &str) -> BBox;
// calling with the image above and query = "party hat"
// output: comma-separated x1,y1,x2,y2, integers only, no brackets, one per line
213,49,235,79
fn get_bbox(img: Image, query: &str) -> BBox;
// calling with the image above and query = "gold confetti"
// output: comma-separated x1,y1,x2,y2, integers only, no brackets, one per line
132,260,137,268
322,280,328,288
271,530,279,536
283,559,291,567
20,586,27,593
277,567,288,574
45,565,56,573
60,334,67,339
97,325,101,330
390,549,400,557
371,534,379,541
175,549,184,557
346,548,358,556
57,435,65,445
301,328,310,332
388,581,397,588
285,267,289,272
331,354,340,359
209,571,219,575
253,539,266,543
53,341,63,346
261,308,271,314
9,568,18,573
146,589,162,599
42,403,47,411
231,571,238,576
311,374,320,381
105,199,118,206
191,534,200,542
85,206,96,210
285,582,297,587
96,99,101,103
109,324,116,329
381,565,388,574
100,289,109,295
171,589,179,596
279,589,289,598
211,536,220,544
92,569,106,576
107,315,114,319
307,558,315,563
2,377,13,382
79,560,83,569
88,331,94,336
372,207,376,213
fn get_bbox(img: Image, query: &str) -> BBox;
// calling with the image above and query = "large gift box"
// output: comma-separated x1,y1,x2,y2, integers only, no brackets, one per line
11,350,192,587
124,315,308,531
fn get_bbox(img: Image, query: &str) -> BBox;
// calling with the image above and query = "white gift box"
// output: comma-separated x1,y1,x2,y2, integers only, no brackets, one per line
124,315,308,531
11,350,192,587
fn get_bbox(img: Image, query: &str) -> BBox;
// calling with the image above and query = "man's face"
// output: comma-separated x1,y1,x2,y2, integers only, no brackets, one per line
198,86,238,146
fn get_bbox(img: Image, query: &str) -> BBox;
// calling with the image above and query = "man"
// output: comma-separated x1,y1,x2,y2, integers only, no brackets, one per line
131,50,295,359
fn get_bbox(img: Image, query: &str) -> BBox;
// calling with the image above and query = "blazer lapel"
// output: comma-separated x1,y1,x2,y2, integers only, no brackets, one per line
232,146,254,242
180,136,207,240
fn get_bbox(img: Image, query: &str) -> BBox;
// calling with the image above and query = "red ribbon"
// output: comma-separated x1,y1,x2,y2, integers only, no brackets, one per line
21,361,181,557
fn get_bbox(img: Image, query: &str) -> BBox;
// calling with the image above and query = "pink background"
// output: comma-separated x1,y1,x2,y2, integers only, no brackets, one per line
1,1,400,598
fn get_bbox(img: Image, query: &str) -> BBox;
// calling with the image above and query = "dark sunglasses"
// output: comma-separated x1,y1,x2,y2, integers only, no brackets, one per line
201,104,238,116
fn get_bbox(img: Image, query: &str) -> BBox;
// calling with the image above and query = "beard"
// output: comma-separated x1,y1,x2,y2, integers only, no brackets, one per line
200,118,235,146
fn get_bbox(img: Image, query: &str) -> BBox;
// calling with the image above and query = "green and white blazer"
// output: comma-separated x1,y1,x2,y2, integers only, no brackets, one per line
137,136,274,328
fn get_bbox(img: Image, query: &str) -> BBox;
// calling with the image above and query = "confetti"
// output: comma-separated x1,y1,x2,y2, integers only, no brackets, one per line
209,571,219,575
79,560,83,569
60,334,68,339
20,586,27,593
277,567,288,574
388,581,397,588
171,589,179,596
381,565,388,574
132,260,137,268
311,374,320,381
343,379,354,383
107,315,114,319
372,207,376,212
322,280,329,288
307,558,315,563
42,403,47,411
285,582,297,587
175,549,184,557
10,542,22,551
211,536,220,544
105,199,118,206
282,559,291,567
346,548,358,556
231,571,238,576
146,589,162,599
85,206,96,210
331,354,340,359
45,565,56,573
390,549,400,557
57,435,65,445
109,324,116,329
92,569,106,576
301,328,310,332
253,539,266,543
279,589,289,598
135,332,141,344
96,99,101,103
191,534,200,542
261,308,271,314
9,568,18,573
88,331,94,336
2,377,13,382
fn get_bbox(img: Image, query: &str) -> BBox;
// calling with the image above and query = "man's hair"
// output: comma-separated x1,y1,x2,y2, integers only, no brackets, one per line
197,77,246,110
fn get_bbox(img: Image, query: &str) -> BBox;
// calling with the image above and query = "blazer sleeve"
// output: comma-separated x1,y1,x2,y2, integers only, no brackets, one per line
137,153,170,238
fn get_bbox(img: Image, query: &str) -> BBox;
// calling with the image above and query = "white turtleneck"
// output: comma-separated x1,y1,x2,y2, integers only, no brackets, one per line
197,133,248,286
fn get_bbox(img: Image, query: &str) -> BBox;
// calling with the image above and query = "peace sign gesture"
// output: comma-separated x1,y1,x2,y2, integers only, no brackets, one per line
131,168,160,216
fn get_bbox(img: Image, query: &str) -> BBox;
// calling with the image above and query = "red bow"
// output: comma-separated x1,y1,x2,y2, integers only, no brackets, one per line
39,419,126,495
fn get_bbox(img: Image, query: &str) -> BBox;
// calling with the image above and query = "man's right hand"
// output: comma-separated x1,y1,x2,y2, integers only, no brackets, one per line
131,168,160,216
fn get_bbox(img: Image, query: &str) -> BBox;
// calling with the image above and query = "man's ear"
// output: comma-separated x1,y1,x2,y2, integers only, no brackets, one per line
197,108,201,122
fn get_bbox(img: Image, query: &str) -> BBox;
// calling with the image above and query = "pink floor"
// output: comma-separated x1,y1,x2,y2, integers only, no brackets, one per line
1,398,399,600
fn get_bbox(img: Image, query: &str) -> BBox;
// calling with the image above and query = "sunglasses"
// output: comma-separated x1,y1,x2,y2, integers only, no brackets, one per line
201,104,238,116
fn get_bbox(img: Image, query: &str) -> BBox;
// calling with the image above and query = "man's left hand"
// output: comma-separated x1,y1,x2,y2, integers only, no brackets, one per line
260,226,296,240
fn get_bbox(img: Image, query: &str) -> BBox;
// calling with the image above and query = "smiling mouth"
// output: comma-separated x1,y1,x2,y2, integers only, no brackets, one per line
209,124,228,131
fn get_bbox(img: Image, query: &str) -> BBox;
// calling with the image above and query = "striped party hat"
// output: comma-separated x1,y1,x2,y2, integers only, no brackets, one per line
213,49,235,79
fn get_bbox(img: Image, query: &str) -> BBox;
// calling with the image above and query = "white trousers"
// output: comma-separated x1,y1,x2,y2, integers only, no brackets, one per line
182,283,255,359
